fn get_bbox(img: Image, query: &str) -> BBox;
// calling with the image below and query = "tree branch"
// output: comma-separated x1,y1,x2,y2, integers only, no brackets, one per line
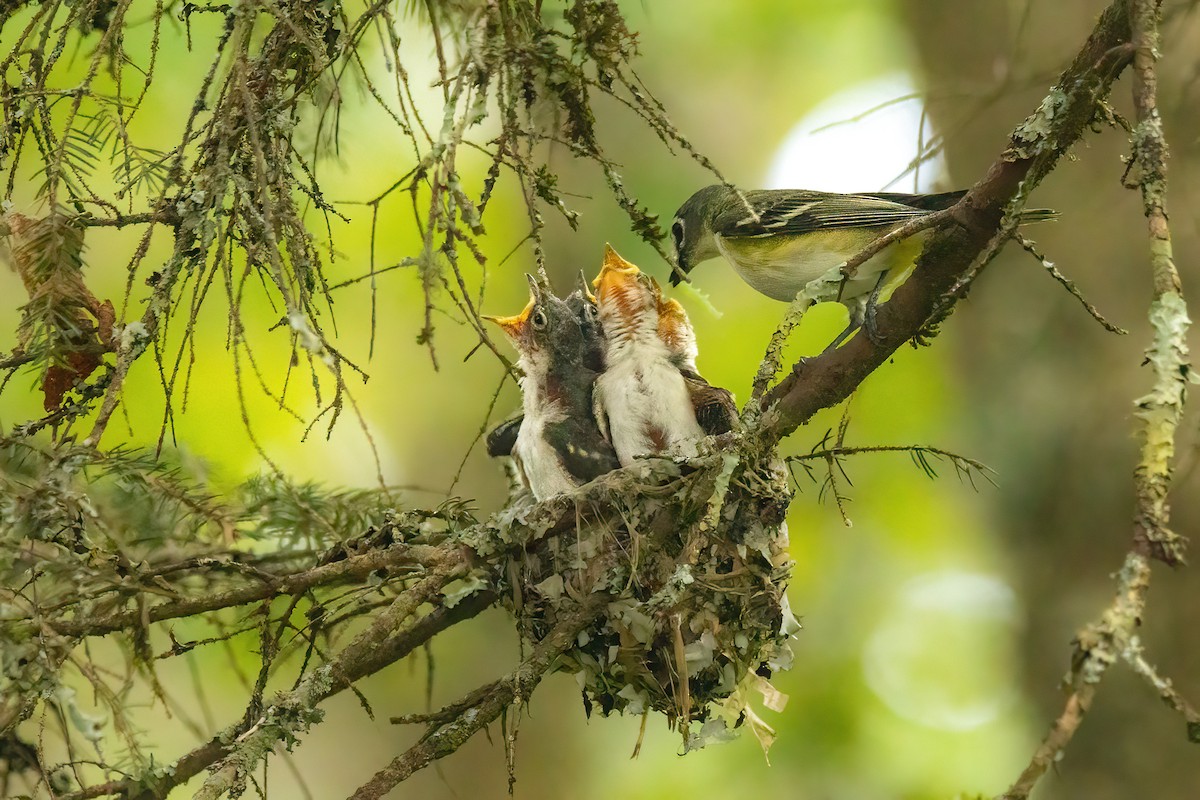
347,590,609,800
999,686,1096,800
186,562,470,800
999,552,1152,800
998,1,1192,797
65,590,500,800
758,0,1135,444
9,542,459,639
1126,0,1187,567
62,459,708,799
1123,638,1200,737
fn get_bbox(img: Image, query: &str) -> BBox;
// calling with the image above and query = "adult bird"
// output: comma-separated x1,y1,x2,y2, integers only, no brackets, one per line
669,185,1054,343
592,245,705,466
483,275,619,499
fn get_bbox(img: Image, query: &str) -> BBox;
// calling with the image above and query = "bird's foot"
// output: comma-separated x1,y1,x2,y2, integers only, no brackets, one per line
862,272,889,345
864,302,885,345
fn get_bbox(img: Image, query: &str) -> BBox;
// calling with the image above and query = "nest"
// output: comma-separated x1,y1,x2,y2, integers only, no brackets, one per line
500,453,799,750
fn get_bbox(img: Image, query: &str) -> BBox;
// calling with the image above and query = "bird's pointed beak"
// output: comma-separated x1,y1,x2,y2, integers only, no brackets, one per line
593,244,641,299
576,270,596,304
483,277,539,341
668,252,689,287
655,294,683,339
482,299,534,341
526,272,545,302
593,245,649,332
669,232,691,286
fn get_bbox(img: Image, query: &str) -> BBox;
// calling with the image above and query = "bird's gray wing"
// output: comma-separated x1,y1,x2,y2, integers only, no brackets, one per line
486,415,523,457
680,369,737,436
592,382,611,445
546,421,620,482
714,190,936,239
862,190,967,211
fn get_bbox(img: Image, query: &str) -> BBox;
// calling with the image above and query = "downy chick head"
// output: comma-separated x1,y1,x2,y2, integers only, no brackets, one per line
652,284,698,372
484,274,585,376
592,244,659,344
564,270,605,373
669,184,727,284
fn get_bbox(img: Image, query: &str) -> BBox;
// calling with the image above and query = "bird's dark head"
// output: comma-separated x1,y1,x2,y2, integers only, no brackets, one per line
484,273,585,374
653,289,698,371
669,184,728,287
565,270,604,372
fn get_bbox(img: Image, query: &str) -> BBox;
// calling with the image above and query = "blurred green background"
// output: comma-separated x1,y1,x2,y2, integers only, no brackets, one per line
3,1,1199,798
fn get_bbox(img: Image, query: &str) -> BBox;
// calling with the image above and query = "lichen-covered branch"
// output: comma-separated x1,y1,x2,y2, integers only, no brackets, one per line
347,590,610,800
56,590,499,800
1123,638,1200,738
999,552,1152,800
0,0,699,445
757,0,1135,443
1126,0,1189,567
998,687,1096,800
8,541,460,640
24,450,791,799
997,1,1193,797
188,562,471,800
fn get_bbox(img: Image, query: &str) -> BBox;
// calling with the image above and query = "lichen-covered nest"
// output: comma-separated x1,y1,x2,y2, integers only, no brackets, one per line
489,451,799,750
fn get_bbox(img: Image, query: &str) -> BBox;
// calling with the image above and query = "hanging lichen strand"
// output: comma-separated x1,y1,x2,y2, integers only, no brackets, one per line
0,0,702,444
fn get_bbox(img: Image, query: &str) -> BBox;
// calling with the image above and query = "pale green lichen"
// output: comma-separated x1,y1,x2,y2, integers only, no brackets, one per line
1010,88,1071,158
1131,289,1192,562
698,451,740,533
1133,292,1193,468
1131,110,1168,198
442,574,489,607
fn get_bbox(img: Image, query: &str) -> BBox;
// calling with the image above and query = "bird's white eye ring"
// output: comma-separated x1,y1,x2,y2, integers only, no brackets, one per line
531,308,548,330
584,301,598,320
671,220,684,246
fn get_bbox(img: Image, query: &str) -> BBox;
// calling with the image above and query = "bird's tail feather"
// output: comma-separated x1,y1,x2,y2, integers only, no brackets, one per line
1017,208,1059,224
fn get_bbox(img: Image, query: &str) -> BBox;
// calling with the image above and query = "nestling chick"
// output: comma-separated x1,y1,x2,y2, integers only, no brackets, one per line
484,274,619,499
486,270,606,460
652,285,737,436
592,245,705,465
565,269,605,373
